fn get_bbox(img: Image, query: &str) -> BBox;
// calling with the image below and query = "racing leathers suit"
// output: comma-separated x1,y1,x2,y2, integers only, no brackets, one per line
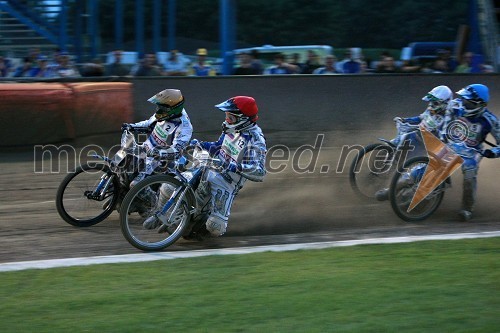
129,110,193,184
390,108,447,159
443,101,500,213
196,124,267,236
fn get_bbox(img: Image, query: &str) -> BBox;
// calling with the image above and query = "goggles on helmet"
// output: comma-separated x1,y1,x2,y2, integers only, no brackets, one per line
225,112,244,125
154,102,183,120
460,98,481,110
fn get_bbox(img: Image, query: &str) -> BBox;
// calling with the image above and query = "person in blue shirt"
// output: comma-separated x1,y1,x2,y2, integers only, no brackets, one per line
190,48,216,76
265,53,298,74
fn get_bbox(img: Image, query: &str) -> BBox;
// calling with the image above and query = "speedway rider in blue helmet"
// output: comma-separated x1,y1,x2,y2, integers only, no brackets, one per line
444,83,500,221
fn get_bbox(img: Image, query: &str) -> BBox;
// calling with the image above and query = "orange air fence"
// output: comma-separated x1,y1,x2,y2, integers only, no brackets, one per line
0,82,133,147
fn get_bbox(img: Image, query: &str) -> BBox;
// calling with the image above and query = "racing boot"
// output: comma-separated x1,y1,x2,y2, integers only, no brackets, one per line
130,172,147,187
375,188,389,201
143,214,161,230
458,210,472,222
459,177,476,222
376,172,414,202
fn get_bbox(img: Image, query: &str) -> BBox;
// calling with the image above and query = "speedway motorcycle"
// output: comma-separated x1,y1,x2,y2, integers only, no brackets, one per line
389,141,492,222
349,117,425,199
119,144,223,251
56,128,151,227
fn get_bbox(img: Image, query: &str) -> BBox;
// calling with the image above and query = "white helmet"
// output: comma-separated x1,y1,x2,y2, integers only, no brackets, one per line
422,85,452,114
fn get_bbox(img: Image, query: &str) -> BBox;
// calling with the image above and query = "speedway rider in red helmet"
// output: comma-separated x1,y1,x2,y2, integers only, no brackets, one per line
190,96,267,238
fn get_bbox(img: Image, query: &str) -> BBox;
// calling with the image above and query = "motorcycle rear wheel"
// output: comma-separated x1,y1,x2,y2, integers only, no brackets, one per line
349,143,395,199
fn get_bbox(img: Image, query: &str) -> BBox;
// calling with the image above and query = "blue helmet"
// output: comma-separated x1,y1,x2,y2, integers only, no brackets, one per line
456,84,489,117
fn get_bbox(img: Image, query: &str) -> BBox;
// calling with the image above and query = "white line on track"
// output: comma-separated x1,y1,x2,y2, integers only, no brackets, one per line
1,231,499,272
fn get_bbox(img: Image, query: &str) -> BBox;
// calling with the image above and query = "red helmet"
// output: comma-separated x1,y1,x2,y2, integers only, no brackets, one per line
215,96,259,133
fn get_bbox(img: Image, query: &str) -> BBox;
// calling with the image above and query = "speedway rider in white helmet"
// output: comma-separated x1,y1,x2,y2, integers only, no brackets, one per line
444,83,500,221
188,96,267,238
391,85,453,146
122,88,193,186
376,85,453,201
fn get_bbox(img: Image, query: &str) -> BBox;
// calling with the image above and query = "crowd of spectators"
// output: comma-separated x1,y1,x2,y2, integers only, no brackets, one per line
1,48,83,78
0,46,496,79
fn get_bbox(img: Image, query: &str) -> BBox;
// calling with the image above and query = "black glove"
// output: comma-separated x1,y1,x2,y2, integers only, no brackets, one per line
121,123,133,131
482,149,496,159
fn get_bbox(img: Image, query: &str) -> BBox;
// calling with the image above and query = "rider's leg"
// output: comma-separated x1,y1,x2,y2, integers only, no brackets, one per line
375,163,422,201
131,157,157,187
202,170,243,237
459,157,479,221
143,182,175,229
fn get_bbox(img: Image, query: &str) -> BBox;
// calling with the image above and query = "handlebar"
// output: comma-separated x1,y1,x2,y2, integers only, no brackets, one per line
124,127,150,134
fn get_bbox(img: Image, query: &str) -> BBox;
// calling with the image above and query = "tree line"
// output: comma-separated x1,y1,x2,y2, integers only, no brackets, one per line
93,0,468,51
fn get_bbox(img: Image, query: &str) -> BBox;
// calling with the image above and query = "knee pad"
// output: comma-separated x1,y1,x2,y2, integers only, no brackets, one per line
160,183,175,198
206,215,227,237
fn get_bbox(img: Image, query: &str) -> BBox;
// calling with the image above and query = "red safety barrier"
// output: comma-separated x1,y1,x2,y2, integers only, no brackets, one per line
0,82,133,147
67,82,133,138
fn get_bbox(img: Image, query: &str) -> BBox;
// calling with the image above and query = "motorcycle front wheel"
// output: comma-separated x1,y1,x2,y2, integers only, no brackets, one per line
349,143,396,199
389,156,445,222
120,174,191,251
56,163,120,227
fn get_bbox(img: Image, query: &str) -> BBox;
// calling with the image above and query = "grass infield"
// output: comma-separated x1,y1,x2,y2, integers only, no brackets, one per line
0,237,498,332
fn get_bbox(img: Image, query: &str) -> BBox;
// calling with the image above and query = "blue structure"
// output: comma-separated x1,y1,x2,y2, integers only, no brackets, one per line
0,0,495,71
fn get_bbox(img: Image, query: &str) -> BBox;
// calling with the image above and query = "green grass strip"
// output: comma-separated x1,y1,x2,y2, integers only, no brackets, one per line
0,238,498,333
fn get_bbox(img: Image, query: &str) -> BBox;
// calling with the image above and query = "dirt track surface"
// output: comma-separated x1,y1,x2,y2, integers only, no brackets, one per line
1,132,499,264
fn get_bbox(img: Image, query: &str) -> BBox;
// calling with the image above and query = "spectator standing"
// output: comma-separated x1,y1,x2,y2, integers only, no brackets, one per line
190,48,216,76
301,50,321,74
454,52,475,73
313,55,340,74
13,57,34,77
105,50,130,76
265,53,298,74
163,50,189,76
0,55,13,77
342,58,361,74
289,53,305,73
249,50,264,74
233,52,260,75
134,53,163,76
336,49,359,73
430,58,450,73
30,55,52,78
375,56,400,73
51,52,81,78
434,48,457,72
